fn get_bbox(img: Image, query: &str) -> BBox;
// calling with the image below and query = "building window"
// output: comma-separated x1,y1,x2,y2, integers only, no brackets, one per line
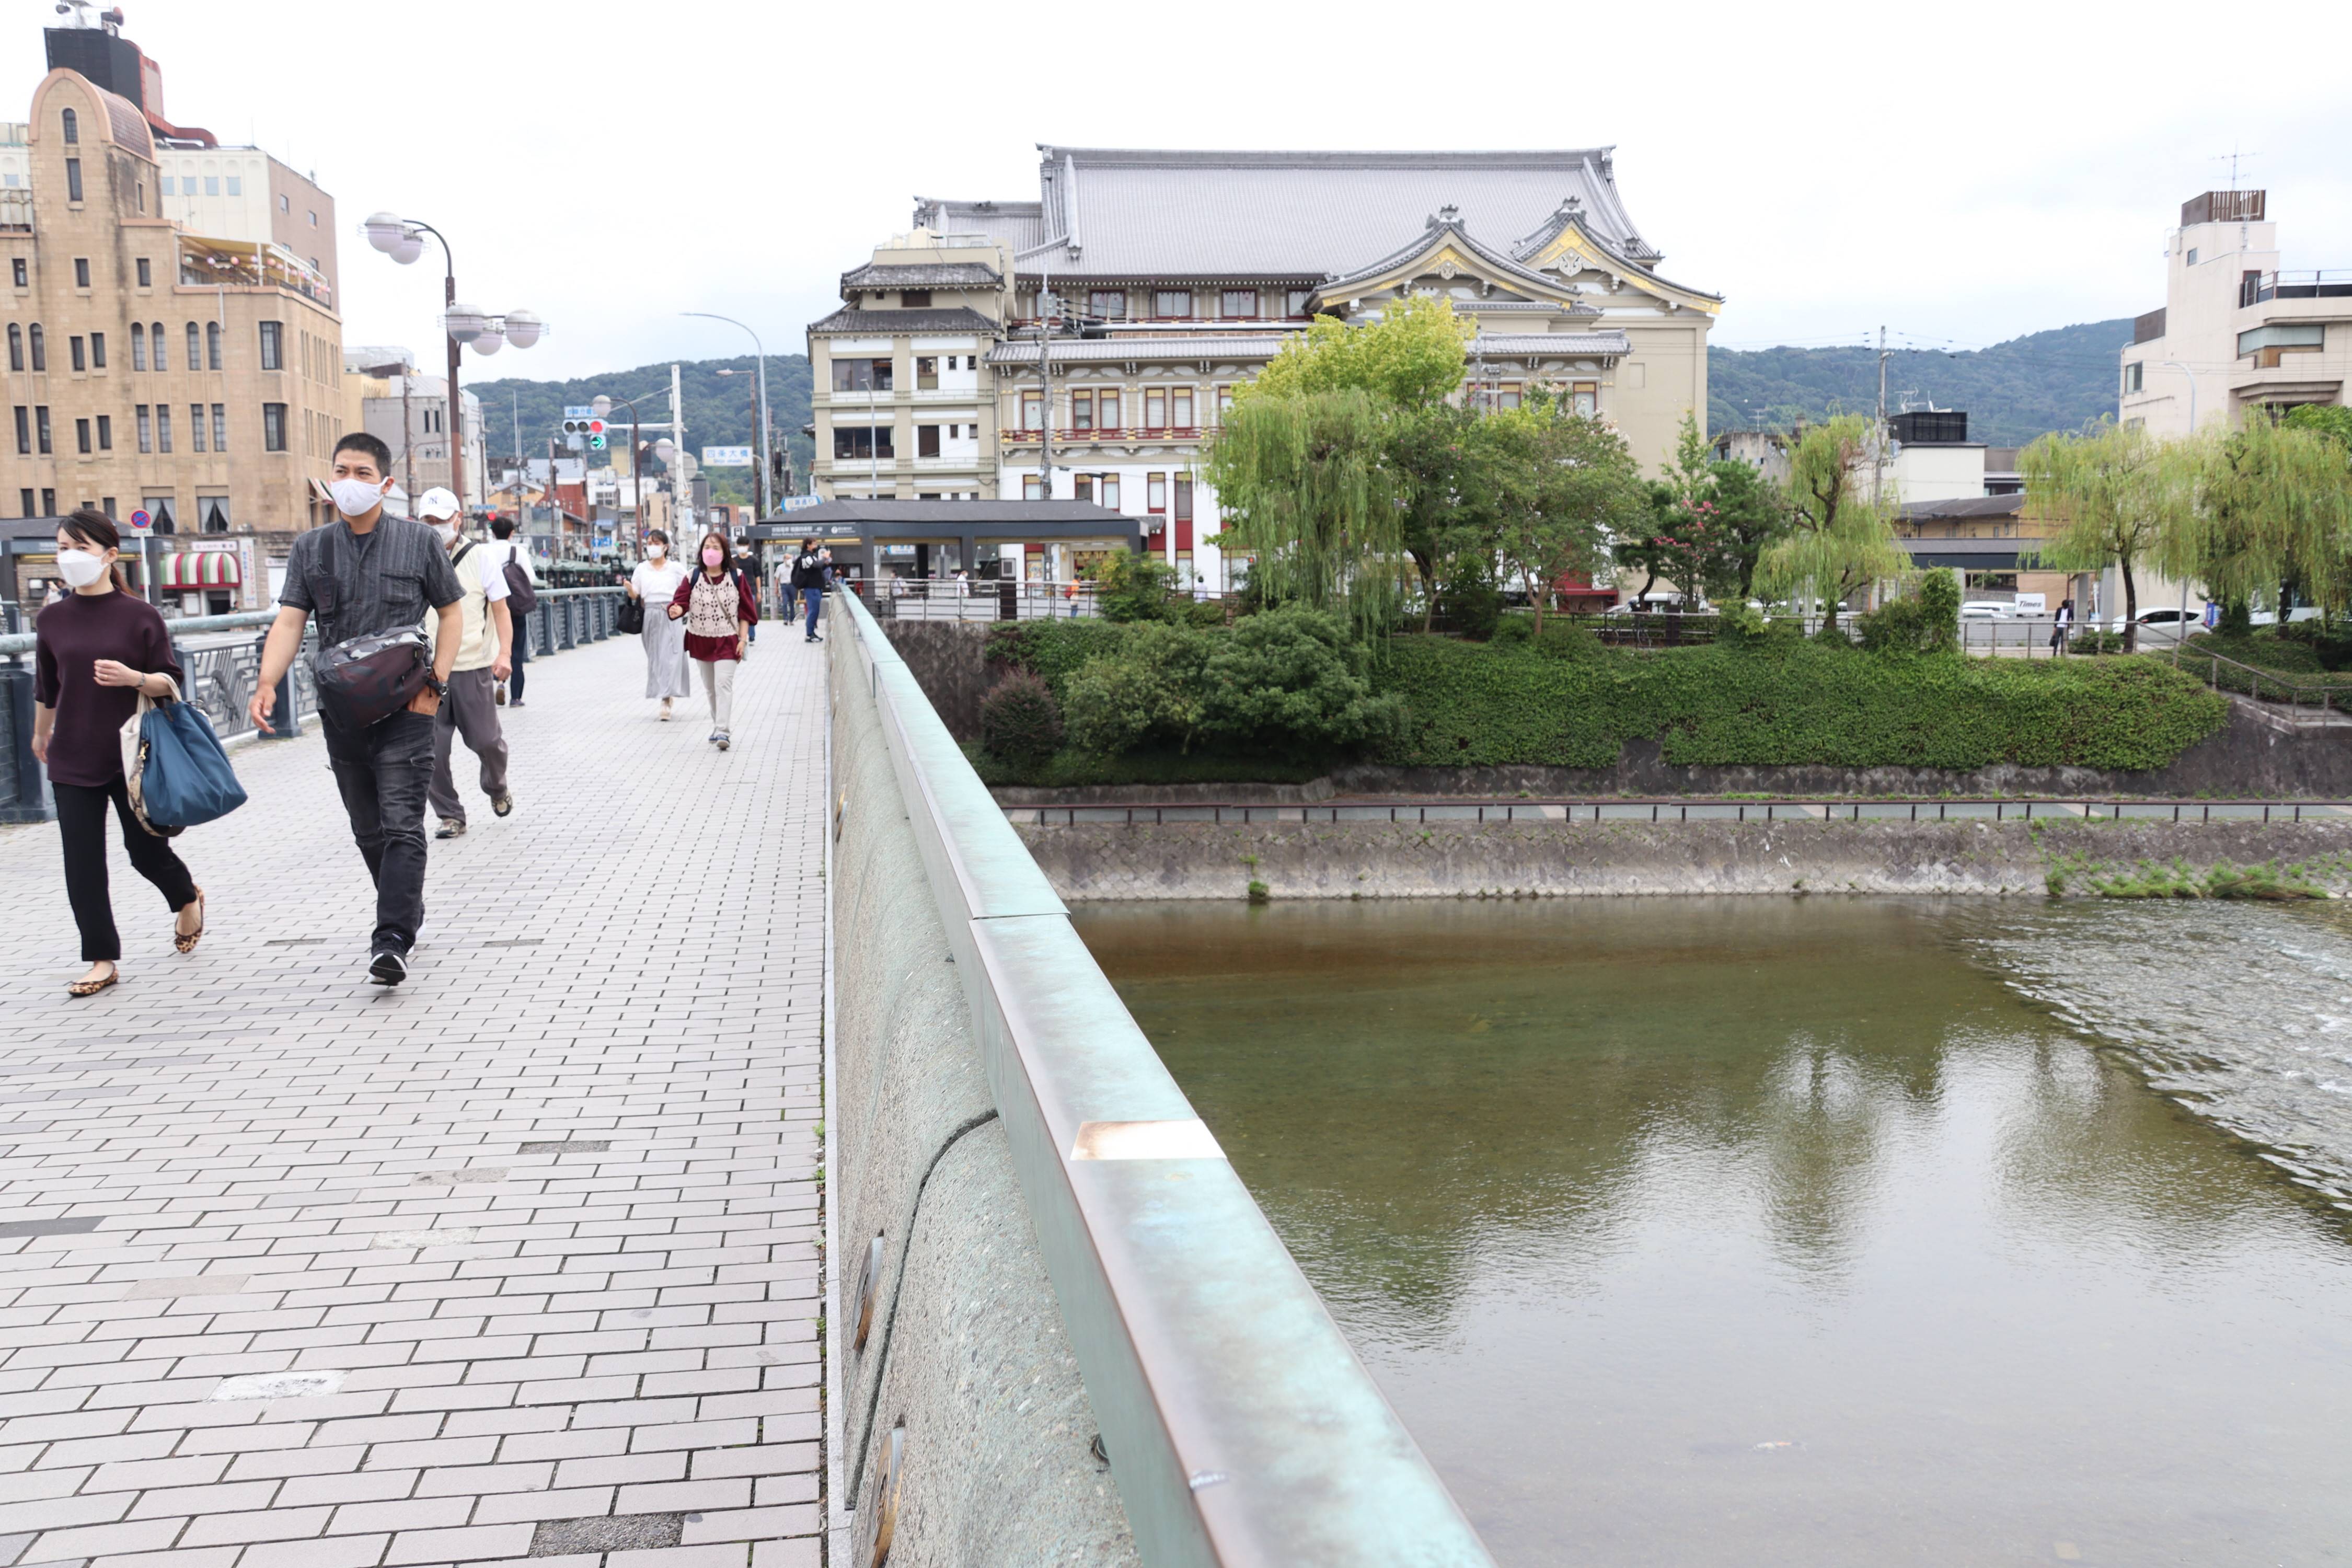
1220,289,1258,318
1172,387,1194,430
204,176,219,197
60,107,76,144
1154,289,1191,319
2122,361,2143,395
6,323,18,371
1173,475,1193,524
2238,324,2325,366
95,413,110,451
201,497,229,532
901,289,931,307
833,425,893,460
1571,381,1598,418
69,335,84,372
205,321,222,370
226,176,241,196
36,405,50,454
151,321,165,371
212,405,226,451
189,403,205,452
308,211,317,227
262,402,287,451
145,496,175,533
73,258,89,289
1021,389,1043,430
155,405,170,452
1147,472,1166,512
1146,389,1167,430
1287,289,1313,317
830,356,892,393
423,407,440,433
1074,474,1093,503
136,404,151,452
1098,389,1120,431
278,193,289,213
2185,247,2198,267
1215,385,1234,421
916,355,938,389
27,324,40,370
65,158,81,203
134,182,143,213
259,321,283,370
186,322,199,367
17,488,29,516
135,256,150,289
917,424,941,458
10,258,22,287
131,322,145,369
89,331,103,369
1099,473,1120,510
1088,289,1127,319
1071,388,1093,431
10,405,24,454
75,417,90,454
40,487,53,514
1023,474,1043,500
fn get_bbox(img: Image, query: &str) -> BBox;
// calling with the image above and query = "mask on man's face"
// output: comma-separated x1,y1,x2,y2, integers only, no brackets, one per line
329,476,385,517
433,522,458,544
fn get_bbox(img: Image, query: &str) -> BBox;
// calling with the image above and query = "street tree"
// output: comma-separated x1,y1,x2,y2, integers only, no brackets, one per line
1756,414,1907,633
2024,419,2182,651
1471,396,1650,632
1204,388,1404,638
2161,414,2352,627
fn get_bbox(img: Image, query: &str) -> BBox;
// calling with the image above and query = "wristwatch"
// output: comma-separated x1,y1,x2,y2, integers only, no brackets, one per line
421,672,448,698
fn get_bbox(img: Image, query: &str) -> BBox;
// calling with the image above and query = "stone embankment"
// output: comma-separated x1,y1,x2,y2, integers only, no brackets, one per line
1016,817,2352,900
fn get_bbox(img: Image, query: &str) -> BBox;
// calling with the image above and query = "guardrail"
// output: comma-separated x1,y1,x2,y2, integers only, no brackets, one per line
835,584,1492,1566
1,587,629,824
1010,798,2352,827
2176,645,2352,721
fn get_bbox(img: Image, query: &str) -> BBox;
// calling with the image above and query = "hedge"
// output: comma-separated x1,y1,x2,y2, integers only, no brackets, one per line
986,622,2232,774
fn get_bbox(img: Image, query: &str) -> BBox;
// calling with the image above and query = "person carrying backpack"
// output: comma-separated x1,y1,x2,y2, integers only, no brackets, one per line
668,528,759,750
482,515,538,706
419,489,515,839
789,538,829,643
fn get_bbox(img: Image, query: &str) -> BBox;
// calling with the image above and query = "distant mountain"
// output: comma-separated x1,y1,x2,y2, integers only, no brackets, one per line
463,354,816,506
1707,320,2132,448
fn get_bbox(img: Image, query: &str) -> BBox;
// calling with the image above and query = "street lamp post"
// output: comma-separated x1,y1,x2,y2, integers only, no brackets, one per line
682,313,771,520
360,213,545,510
592,390,676,554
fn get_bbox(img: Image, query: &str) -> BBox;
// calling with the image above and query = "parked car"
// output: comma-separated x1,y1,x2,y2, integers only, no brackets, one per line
1959,601,2015,619
2247,607,2323,626
1605,593,1707,616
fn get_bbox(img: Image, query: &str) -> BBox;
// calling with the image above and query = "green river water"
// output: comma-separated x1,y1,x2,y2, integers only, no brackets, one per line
1073,897,2352,1567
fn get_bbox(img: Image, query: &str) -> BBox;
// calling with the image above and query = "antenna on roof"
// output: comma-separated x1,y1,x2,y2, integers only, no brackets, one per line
2211,145,2261,189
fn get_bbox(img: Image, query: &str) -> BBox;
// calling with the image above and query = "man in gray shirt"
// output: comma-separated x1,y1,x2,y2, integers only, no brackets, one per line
252,432,463,985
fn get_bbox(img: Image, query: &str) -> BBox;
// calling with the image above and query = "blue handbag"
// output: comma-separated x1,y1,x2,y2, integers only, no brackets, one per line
137,696,248,829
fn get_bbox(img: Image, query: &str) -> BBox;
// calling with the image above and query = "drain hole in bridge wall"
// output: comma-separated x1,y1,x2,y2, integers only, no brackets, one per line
853,1233,884,1352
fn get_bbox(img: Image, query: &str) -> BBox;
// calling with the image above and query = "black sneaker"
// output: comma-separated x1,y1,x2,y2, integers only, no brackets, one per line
435,820,467,839
368,949,408,986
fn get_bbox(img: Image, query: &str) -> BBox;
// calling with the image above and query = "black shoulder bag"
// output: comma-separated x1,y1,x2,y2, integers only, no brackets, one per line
310,525,431,730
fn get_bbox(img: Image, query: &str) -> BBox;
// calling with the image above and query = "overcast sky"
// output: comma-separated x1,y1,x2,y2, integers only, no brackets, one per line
10,0,2349,388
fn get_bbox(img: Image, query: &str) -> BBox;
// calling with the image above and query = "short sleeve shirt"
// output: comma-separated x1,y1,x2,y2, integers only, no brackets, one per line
281,515,463,647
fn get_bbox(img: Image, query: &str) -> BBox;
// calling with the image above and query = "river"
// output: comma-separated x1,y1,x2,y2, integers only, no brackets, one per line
1075,897,2352,1567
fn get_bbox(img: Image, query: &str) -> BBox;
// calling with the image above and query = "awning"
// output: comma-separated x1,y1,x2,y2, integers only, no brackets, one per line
159,551,241,589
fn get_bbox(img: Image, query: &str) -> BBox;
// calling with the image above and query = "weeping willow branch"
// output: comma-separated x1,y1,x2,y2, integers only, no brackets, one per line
1202,388,1405,638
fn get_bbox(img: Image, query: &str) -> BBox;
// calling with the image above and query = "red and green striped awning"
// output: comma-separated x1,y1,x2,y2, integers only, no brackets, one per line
157,550,241,589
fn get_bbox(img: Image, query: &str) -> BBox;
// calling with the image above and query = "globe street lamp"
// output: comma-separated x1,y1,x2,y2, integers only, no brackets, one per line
361,212,548,509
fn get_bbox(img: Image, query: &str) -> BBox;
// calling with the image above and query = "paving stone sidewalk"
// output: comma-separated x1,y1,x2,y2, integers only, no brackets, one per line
0,628,827,1568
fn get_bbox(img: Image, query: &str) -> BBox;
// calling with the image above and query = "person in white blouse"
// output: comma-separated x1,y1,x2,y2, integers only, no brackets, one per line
627,531,695,719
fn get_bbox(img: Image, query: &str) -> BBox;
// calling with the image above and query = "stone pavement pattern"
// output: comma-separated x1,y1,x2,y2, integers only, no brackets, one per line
0,630,827,1568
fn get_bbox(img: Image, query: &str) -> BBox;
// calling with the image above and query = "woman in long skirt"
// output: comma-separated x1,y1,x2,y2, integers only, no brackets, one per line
628,530,694,718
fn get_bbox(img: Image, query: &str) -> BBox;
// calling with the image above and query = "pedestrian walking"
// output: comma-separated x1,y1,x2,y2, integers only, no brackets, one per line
736,539,763,643
629,529,693,719
420,489,516,840
668,528,758,750
2051,597,2074,656
251,432,464,986
789,538,829,643
31,509,207,996
482,515,537,706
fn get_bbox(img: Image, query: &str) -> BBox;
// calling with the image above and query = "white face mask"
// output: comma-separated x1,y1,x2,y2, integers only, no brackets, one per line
433,521,458,544
55,547,109,589
648,544,666,558
329,476,385,517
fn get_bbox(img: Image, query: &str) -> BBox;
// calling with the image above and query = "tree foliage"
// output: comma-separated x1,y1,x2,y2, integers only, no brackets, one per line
1203,388,1405,638
2024,419,2183,649
1244,294,1472,410
1756,414,1907,628
1470,396,1650,630
2160,415,2352,620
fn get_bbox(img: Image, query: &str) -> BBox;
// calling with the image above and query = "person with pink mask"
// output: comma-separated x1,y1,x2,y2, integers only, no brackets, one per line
666,527,759,751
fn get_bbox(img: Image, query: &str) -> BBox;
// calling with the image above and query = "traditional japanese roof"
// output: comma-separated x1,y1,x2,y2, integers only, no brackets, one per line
1469,331,1632,359
805,306,999,337
987,336,1288,366
915,147,1667,280
839,261,1002,290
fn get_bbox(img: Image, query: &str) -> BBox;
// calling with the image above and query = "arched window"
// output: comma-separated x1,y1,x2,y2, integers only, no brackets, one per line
185,322,199,368
60,107,77,145
6,323,19,372
130,321,146,370
205,320,220,370
151,321,165,371
28,323,44,372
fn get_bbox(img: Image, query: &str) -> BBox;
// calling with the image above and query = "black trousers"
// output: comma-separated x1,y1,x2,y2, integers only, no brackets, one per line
54,776,198,963
509,615,530,700
324,708,434,955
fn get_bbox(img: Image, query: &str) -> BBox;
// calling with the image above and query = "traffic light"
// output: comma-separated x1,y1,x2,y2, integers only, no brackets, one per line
588,418,607,452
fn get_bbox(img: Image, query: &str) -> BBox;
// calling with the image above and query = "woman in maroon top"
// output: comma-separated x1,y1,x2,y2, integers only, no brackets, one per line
32,510,206,996
667,528,758,751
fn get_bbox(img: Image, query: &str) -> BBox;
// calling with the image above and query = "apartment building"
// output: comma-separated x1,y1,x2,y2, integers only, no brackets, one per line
358,371,486,509
2121,189,2350,437
812,147,1720,588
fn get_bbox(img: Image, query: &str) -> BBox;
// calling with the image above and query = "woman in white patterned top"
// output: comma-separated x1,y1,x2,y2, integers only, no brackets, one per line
667,528,759,750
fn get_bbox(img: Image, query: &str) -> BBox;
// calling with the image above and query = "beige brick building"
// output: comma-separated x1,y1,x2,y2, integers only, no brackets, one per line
0,66,345,595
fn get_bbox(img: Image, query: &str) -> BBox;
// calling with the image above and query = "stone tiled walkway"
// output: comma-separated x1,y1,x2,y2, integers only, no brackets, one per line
0,628,827,1568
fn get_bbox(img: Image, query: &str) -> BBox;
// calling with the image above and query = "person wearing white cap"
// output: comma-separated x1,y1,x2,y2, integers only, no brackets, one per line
417,489,515,838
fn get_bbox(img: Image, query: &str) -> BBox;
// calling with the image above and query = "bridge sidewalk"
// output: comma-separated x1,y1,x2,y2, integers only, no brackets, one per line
0,630,827,1568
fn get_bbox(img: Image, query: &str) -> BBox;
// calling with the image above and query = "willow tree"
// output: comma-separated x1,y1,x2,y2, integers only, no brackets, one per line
2024,420,2183,650
2161,416,2352,624
1203,387,1404,637
1755,414,1907,632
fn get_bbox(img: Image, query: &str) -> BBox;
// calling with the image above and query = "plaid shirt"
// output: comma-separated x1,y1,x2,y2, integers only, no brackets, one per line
281,515,463,647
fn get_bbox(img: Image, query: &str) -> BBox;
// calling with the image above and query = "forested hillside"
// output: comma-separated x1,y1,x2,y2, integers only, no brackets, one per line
463,354,815,506
1707,320,2132,447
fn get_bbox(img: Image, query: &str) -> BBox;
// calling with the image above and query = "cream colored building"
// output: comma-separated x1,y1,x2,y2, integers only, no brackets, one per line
813,147,1719,588
358,372,486,509
0,67,345,569
2120,189,2349,436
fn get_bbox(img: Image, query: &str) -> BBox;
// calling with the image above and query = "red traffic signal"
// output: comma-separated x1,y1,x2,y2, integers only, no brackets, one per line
587,419,606,436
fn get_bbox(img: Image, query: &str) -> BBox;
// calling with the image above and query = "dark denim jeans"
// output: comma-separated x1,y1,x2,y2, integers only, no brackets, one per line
324,708,434,955
803,586,823,639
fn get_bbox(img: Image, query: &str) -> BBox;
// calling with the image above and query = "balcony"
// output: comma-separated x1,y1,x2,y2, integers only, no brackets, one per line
178,235,333,308
1000,426,1205,447
2241,271,2352,306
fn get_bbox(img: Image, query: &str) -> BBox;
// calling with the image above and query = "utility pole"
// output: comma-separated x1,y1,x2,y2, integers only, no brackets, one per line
1873,324,1889,506
671,362,689,534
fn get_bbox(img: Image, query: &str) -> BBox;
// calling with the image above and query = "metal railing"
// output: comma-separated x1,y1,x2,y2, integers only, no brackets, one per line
2176,644,2352,721
871,579,1109,622
1011,797,2352,827
835,586,1493,1567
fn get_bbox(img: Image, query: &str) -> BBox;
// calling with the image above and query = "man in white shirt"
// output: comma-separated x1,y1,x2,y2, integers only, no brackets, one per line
418,489,516,838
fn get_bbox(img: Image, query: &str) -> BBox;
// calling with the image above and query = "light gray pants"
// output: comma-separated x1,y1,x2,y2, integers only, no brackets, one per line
698,659,736,731
430,667,510,825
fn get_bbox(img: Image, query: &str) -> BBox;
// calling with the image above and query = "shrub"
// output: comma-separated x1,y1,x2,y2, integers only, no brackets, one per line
1437,571,1503,640
1535,620,1606,660
1712,603,1771,650
1854,568,1960,655
1182,598,1230,629
1063,622,1215,754
1200,604,1402,755
2069,629,2128,655
1490,614,1534,648
977,673,1063,766
1088,551,1182,622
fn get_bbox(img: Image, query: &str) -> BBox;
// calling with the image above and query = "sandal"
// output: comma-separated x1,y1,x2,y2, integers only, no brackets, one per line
68,962,120,997
174,889,206,954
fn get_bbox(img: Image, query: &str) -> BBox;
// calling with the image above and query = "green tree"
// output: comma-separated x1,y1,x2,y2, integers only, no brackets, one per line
1086,549,1181,622
1244,294,1472,410
1203,388,1405,638
2284,403,2352,451
1707,458,1795,600
2024,419,2183,651
1756,414,1908,632
2161,414,2352,625
1472,396,1650,632
1385,402,1486,630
